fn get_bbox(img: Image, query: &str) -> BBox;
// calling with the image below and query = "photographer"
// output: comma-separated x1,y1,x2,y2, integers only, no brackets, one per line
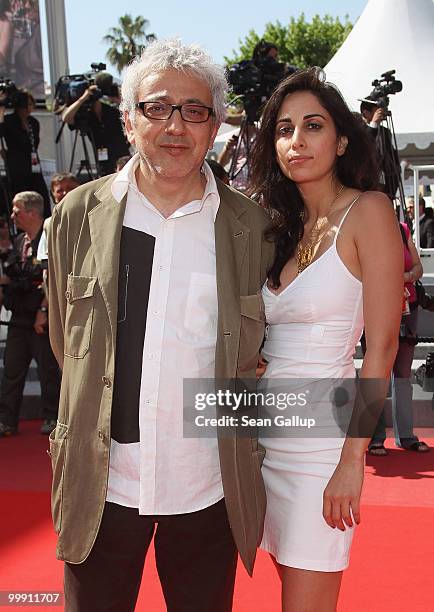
368,222,429,455
419,196,434,248
36,171,80,264
0,89,50,217
61,73,130,176
360,98,400,201
0,191,60,437
223,41,294,191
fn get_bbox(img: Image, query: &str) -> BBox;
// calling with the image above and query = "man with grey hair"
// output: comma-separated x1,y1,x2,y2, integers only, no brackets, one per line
0,191,60,437
48,38,274,611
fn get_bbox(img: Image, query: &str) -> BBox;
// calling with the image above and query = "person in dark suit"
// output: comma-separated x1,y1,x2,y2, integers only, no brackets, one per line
419,196,434,248
0,89,50,217
360,99,400,201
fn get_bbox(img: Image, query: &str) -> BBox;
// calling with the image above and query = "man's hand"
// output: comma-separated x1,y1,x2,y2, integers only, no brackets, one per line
372,107,386,124
81,84,98,102
34,309,48,334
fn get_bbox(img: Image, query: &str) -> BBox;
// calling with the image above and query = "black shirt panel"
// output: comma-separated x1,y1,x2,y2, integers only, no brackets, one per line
111,226,155,444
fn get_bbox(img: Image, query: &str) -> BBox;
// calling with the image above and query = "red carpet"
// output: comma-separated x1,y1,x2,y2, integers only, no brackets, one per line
1,420,433,611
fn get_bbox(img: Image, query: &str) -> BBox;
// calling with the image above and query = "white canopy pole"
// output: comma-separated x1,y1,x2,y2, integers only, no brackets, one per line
45,0,73,173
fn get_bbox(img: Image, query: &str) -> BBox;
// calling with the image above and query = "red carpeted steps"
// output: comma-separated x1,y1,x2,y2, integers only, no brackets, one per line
1,421,433,611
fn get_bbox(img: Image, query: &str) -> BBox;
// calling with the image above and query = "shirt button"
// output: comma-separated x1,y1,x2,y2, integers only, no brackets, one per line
102,376,111,388
148,353,154,360
98,430,105,439
145,399,151,405
152,310,159,316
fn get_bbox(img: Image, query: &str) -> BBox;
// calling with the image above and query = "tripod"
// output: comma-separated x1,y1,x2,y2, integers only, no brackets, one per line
227,116,259,185
226,95,262,187
376,105,409,225
55,111,99,182
69,128,98,181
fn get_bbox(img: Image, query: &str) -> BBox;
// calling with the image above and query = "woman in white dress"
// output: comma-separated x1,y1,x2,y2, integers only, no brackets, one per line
249,68,403,610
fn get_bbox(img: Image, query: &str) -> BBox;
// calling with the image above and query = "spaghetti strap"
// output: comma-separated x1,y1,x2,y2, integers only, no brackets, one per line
333,195,361,245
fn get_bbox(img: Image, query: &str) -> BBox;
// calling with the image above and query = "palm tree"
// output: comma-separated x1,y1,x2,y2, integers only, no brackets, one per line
103,14,156,73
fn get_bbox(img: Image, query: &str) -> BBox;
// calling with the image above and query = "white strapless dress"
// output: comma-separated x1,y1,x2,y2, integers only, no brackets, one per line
259,199,364,572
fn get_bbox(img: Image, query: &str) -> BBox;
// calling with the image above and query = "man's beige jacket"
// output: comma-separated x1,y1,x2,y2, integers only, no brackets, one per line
48,174,274,575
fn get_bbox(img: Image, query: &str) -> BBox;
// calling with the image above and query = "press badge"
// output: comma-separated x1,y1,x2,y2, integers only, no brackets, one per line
97,147,109,161
31,152,41,173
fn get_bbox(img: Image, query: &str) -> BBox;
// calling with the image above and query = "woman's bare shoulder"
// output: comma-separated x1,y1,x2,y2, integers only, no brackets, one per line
347,191,402,256
350,191,397,227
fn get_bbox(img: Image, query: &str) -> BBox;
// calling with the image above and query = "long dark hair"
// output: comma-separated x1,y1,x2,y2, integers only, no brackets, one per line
249,67,380,288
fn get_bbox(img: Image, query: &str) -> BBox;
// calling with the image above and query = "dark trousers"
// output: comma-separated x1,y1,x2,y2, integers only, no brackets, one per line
64,499,238,612
0,319,61,428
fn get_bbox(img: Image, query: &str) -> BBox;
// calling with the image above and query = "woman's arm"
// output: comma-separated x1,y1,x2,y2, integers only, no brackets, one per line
347,191,403,436
323,192,403,530
404,235,423,283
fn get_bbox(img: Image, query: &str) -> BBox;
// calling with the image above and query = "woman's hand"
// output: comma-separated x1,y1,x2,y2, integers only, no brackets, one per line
256,354,268,378
322,456,364,530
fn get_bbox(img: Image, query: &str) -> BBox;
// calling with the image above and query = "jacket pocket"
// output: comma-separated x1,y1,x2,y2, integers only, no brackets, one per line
48,422,68,534
183,272,218,341
238,294,265,375
64,275,97,358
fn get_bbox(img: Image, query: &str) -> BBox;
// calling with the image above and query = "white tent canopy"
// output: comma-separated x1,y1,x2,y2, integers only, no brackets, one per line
324,0,434,151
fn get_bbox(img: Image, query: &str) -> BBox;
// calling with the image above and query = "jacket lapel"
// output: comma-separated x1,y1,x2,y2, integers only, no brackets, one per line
215,183,249,377
88,178,126,336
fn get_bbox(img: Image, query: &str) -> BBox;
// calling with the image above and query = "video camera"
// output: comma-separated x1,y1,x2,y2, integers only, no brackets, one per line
227,45,292,121
0,78,19,108
54,62,110,109
367,69,403,109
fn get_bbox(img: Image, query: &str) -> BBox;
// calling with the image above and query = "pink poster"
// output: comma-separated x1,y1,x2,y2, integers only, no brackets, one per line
0,0,44,99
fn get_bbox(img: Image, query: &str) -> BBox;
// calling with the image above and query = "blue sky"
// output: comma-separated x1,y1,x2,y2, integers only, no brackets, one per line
39,0,367,80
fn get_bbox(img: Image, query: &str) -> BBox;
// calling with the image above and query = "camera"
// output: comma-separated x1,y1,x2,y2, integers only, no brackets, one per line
367,69,403,109
227,48,292,121
54,62,109,109
0,77,19,109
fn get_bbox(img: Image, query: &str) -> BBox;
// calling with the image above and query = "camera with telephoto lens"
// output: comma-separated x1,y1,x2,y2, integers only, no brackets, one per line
367,69,403,109
0,77,19,109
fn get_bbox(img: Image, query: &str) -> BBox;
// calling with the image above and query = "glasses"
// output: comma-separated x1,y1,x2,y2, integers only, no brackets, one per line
135,101,214,123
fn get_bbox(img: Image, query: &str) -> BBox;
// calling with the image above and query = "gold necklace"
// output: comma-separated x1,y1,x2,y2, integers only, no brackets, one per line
296,185,345,275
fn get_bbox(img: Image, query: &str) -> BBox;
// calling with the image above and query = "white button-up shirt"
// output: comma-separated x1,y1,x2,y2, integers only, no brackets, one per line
106,154,224,514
